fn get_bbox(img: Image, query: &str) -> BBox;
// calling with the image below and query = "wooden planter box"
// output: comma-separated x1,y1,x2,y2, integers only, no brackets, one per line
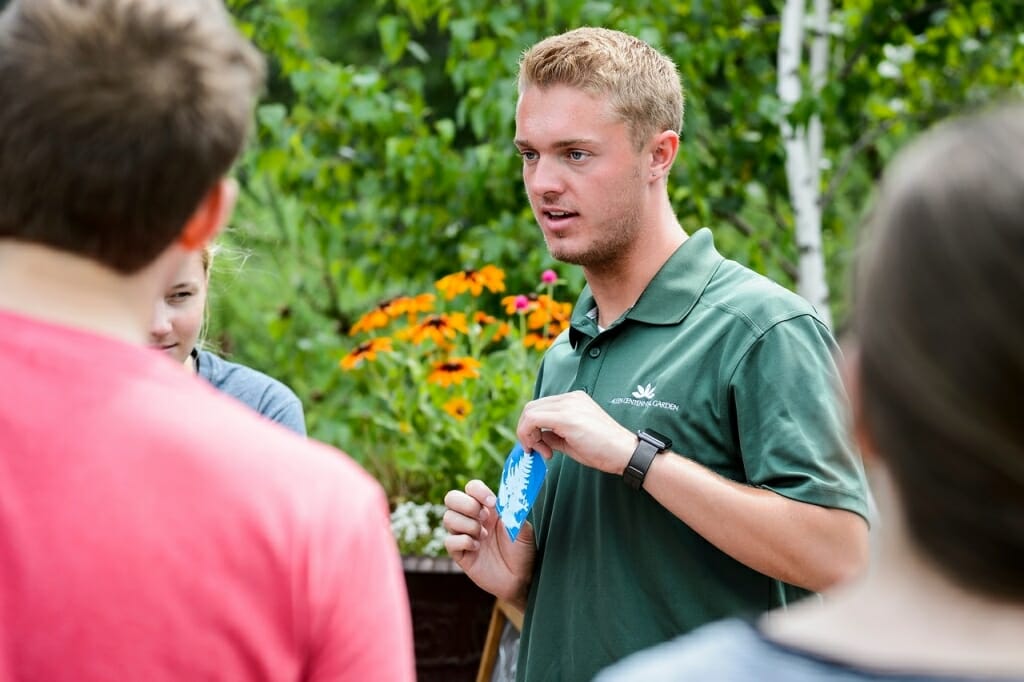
403,556,495,682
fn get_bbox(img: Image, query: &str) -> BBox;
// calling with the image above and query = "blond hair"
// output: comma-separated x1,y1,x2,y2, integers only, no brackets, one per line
0,0,264,273
518,27,684,150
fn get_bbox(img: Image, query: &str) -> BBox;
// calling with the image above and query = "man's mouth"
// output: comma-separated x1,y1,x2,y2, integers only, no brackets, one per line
544,210,578,221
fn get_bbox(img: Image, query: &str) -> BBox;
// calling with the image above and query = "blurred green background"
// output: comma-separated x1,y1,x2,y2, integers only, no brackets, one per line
212,0,1024,503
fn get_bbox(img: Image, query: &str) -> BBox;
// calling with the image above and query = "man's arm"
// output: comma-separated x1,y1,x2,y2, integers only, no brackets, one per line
517,391,868,592
643,447,867,591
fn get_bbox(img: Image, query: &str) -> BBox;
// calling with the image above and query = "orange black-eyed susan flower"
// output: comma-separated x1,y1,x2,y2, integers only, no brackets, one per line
528,295,572,330
443,397,472,421
402,312,469,345
524,324,564,350
387,293,435,320
349,304,392,335
340,337,393,370
428,357,482,387
350,294,436,335
436,265,506,300
473,312,511,342
491,322,511,342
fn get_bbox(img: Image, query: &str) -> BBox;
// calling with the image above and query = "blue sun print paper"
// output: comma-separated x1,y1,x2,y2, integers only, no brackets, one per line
496,443,547,542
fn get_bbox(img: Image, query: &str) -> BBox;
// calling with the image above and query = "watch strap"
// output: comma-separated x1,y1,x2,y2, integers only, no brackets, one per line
622,437,660,491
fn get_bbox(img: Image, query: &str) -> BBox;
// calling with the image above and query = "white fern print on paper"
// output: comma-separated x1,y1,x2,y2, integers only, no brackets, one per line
498,450,533,530
495,444,547,541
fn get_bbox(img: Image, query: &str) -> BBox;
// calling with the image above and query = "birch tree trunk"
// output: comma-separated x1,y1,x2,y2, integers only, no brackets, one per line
778,0,833,328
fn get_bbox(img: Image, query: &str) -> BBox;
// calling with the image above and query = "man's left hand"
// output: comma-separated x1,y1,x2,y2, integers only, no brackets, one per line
516,390,637,474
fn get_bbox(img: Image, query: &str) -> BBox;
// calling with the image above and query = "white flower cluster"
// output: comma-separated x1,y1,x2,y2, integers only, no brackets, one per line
390,501,449,557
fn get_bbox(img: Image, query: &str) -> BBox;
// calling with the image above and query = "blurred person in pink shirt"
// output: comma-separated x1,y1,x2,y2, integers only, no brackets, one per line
0,1,414,680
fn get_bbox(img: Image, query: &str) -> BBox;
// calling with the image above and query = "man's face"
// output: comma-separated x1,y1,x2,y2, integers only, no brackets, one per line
149,251,208,364
515,84,648,269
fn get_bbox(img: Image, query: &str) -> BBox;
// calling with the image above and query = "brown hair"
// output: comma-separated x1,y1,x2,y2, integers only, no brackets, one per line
518,27,684,150
853,104,1024,600
0,0,264,273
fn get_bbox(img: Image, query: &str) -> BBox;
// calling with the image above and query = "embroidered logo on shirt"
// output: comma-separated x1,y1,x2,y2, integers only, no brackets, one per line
631,383,656,399
611,382,679,411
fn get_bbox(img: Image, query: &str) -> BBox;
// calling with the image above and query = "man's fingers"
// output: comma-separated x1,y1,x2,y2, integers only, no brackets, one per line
442,509,488,538
533,441,554,460
464,479,497,506
443,489,481,517
444,535,480,556
540,430,568,454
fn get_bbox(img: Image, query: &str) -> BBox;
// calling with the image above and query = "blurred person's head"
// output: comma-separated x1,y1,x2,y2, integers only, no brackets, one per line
517,27,683,151
150,245,214,364
850,103,1024,600
0,0,264,273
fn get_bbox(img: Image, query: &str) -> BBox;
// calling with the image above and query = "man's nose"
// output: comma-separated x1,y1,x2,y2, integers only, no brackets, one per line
526,156,564,197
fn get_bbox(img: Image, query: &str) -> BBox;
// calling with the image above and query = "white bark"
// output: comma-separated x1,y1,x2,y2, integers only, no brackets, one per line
777,0,833,328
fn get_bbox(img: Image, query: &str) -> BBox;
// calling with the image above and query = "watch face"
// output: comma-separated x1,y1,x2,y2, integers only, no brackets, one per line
640,429,672,451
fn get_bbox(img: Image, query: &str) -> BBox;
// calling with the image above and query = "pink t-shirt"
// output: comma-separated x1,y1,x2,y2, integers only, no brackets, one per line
0,310,415,681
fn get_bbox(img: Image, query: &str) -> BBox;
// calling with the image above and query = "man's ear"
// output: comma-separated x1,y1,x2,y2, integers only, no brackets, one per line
178,178,238,251
648,130,680,183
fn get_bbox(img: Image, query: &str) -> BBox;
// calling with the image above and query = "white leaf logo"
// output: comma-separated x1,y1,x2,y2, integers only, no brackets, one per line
631,383,656,399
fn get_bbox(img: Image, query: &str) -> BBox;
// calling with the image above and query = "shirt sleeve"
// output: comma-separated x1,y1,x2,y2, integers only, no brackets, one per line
728,314,870,521
303,474,416,682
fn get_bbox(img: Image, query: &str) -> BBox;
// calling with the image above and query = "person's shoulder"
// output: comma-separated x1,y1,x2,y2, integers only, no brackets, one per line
198,350,303,410
198,350,291,393
701,258,825,336
596,618,835,682
165,374,378,511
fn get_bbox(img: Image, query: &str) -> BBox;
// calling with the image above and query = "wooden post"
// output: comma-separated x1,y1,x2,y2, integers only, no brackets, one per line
476,600,524,682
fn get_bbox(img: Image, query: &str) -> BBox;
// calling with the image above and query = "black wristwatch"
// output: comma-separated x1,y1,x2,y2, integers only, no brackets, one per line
622,429,673,491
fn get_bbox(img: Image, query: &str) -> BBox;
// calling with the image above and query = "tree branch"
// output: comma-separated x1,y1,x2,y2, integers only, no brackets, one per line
819,117,897,212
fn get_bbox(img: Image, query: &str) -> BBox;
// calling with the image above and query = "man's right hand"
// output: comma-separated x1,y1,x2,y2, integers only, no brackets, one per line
443,479,535,609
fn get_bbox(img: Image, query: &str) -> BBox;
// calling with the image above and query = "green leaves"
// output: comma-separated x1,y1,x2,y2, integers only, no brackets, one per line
217,0,1024,506
378,16,409,63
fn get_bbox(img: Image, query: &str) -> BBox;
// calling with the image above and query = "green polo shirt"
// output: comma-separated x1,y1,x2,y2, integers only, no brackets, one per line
517,228,869,682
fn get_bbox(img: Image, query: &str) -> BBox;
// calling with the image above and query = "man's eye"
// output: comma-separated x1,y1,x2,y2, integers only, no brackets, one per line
519,150,538,161
167,291,193,303
568,150,588,161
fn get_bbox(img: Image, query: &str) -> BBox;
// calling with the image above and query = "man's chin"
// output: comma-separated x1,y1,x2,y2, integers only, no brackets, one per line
545,242,586,266
546,245,615,269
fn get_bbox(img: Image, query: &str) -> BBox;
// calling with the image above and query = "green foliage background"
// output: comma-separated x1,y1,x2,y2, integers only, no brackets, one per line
216,0,1024,502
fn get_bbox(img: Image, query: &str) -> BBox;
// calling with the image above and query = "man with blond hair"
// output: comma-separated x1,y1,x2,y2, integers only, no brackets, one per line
444,27,871,680
0,1,414,679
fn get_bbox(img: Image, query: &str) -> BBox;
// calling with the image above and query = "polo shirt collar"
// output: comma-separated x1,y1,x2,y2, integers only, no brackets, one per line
568,228,723,348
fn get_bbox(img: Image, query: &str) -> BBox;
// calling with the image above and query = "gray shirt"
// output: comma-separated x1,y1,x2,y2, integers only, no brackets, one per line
195,349,306,435
596,619,1013,682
